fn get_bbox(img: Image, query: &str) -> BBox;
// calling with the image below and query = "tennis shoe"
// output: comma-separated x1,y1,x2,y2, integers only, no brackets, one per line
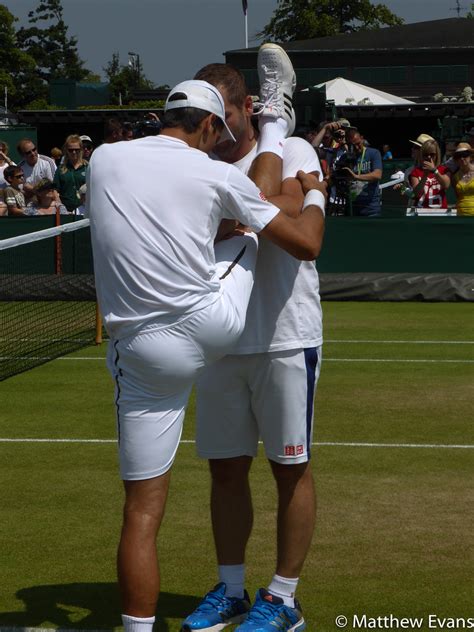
181,582,250,631
234,588,306,631
256,43,296,135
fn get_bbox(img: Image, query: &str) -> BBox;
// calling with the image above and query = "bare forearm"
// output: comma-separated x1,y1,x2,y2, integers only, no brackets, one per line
8,206,25,216
260,205,325,260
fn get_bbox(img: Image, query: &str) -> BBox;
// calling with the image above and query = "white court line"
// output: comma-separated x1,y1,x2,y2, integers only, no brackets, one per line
0,438,473,449
326,339,474,344
1,357,473,364
324,358,474,363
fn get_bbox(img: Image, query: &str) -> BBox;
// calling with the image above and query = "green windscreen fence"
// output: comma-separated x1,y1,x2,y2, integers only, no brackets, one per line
0,219,98,381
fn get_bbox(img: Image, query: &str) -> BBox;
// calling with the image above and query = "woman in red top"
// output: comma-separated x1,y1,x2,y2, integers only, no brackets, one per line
409,139,450,209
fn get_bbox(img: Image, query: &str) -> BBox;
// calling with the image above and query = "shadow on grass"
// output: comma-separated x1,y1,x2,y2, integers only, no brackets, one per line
0,582,201,631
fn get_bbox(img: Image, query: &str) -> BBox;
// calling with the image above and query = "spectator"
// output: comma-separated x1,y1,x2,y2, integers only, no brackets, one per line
121,122,134,141
465,127,474,145
382,144,393,160
80,135,94,161
450,142,474,216
50,147,63,167
345,126,382,216
0,140,16,189
17,138,56,201
104,118,123,143
311,119,349,171
410,139,450,209
3,166,27,216
24,178,68,216
0,189,7,216
53,135,88,213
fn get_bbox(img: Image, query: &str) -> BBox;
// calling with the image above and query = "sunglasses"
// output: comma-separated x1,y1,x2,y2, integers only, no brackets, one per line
23,147,37,156
67,147,81,153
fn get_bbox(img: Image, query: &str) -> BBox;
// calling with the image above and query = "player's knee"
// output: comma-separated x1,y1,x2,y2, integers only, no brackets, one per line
209,456,252,487
269,459,312,487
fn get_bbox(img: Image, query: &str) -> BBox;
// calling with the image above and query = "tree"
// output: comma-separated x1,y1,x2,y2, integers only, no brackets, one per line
258,0,403,41
0,4,37,108
103,52,155,105
16,0,90,103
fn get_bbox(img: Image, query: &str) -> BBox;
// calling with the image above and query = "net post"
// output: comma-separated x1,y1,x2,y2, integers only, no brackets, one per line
95,303,103,345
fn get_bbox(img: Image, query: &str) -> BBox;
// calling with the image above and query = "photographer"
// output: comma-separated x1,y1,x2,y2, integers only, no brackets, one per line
343,127,382,217
311,119,349,171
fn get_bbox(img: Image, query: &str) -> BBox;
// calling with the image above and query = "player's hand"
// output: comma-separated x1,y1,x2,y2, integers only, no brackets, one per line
296,171,327,197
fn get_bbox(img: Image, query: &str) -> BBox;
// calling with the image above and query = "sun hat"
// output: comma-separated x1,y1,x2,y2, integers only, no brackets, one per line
337,118,351,128
165,80,236,143
453,142,473,156
409,133,435,147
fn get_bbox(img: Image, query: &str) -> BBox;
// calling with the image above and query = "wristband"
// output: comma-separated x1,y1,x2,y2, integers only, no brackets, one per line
303,189,326,216
433,168,439,175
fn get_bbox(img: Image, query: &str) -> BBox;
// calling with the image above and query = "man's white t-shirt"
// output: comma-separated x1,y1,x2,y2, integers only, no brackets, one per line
87,135,280,339
21,157,56,185
230,136,323,354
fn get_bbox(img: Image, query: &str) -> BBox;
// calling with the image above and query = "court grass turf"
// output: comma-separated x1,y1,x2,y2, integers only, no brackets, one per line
0,302,473,631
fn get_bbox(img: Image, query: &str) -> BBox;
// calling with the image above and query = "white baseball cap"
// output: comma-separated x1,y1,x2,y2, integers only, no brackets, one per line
165,79,236,143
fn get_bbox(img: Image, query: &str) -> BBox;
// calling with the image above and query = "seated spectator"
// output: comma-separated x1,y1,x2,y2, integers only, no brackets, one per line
382,144,393,160
3,166,26,216
0,140,16,189
24,178,68,216
450,142,474,217
50,147,63,167
409,139,450,209
104,118,123,143
344,127,382,216
80,135,94,161
17,138,56,201
53,135,88,213
0,189,7,216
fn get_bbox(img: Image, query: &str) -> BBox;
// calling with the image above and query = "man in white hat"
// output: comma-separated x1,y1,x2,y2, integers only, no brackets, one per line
87,75,326,632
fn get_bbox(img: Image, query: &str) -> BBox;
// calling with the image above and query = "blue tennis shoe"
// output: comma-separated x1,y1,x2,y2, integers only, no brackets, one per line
181,582,250,631
234,588,306,632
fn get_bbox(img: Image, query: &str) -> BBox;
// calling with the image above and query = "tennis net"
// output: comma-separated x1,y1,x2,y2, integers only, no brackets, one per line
0,218,101,381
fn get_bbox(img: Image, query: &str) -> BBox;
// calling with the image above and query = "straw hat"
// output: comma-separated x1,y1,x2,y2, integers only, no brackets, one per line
453,142,473,156
409,133,435,147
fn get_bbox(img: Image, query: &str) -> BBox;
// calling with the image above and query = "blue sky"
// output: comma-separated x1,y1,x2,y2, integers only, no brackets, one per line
3,0,462,87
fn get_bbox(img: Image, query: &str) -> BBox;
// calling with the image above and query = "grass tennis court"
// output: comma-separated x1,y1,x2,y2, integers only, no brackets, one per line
1,302,473,631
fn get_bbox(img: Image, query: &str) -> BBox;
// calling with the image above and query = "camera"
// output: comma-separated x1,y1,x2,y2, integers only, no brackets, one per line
327,151,358,216
133,116,162,138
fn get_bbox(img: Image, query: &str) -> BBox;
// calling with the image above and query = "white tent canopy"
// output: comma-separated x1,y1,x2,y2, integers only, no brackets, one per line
307,77,414,106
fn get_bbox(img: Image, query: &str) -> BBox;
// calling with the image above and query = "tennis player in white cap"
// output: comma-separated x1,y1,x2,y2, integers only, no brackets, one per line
87,77,326,632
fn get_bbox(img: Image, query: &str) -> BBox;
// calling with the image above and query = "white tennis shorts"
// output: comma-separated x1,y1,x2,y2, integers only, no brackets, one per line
195,346,322,464
107,233,258,481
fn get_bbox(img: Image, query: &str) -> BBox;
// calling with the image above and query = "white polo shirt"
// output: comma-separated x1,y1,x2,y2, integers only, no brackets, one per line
230,136,323,354
87,135,279,339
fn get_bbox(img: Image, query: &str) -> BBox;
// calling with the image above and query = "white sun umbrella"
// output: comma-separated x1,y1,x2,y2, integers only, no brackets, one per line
309,77,414,106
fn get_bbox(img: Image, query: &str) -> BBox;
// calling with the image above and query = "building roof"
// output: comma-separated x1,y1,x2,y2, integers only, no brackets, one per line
227,18,474,54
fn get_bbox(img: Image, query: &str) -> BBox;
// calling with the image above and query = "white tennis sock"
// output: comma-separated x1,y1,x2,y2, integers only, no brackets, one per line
256,117,288,159
218,563,246,599
122,614,155,632
267,574,299,608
